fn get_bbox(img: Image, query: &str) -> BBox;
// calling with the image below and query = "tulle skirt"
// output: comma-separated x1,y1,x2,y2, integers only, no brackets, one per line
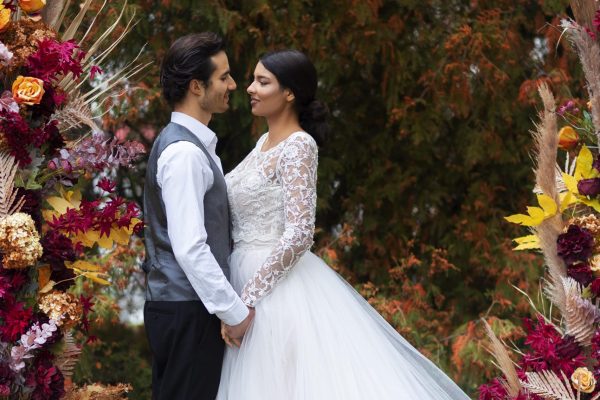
217,243,470,400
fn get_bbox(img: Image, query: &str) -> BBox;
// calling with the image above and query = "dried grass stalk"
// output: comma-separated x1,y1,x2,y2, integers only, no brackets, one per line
563,277,600,344
0,152,24,219
482,319,521,397
520,370,577,400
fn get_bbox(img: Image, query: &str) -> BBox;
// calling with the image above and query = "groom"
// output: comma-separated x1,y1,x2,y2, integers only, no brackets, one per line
142,32,254,400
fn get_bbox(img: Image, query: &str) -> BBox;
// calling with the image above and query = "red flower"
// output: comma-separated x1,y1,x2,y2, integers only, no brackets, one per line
90,65,103,80
26,38,85,83
0,300,33,342
97,177,116,193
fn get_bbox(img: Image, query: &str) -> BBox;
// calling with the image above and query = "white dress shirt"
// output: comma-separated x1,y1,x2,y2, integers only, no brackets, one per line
156,111,248,326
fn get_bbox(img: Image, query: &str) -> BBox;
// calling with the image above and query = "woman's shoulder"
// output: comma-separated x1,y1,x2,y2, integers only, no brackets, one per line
285,131,317,149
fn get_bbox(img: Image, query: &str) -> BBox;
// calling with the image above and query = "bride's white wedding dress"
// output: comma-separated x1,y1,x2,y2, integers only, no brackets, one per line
217,131,469,400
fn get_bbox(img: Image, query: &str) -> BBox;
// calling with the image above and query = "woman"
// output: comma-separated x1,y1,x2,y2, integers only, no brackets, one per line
217,50,469,400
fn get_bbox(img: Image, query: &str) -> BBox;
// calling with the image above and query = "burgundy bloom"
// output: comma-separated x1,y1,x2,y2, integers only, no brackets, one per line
556,335,582,359
520,317,586,376
567,263,595,287
0,300,33,342
557,225,594,265
97,177,116,193
578,178,600,196
17,188,42,231
26,38,84,83
25,358,65,400
478,378,507,400
90,65,103,80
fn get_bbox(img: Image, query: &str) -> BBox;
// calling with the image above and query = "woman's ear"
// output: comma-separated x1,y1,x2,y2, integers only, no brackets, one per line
285,89,295,103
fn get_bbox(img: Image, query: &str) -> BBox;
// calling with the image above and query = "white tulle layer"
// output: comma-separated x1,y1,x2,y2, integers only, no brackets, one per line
217,244,470,400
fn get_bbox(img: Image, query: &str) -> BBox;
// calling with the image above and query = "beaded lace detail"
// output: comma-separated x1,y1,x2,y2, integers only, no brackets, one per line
225,132,318,306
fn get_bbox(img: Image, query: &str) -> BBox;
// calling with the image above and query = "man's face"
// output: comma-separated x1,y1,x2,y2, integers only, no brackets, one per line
200,51,237,114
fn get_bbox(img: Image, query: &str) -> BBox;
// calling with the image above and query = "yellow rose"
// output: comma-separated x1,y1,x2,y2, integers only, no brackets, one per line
591,255,600,277
558,126,579,151
0,5,11,33
12,76,45,106
571,367,596,393
18,0,46,14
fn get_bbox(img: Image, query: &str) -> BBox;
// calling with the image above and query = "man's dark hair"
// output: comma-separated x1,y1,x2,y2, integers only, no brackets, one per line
160,32,225,108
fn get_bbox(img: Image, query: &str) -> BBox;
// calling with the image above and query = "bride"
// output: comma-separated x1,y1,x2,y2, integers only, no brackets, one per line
217,49,470,400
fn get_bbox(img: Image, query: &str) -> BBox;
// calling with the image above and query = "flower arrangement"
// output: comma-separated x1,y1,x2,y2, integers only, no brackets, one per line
479,2,600,399
0,1,146,399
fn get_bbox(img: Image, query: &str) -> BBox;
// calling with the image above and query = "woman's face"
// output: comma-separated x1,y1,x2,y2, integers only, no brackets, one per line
247,61,293,117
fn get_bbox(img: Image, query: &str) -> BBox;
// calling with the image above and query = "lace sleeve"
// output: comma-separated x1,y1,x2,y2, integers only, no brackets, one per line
241,133,318,306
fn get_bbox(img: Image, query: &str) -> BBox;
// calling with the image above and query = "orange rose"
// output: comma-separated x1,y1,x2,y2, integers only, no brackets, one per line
0,5,10,32
18,0,46,14
12,76,45,106
558,126,579,151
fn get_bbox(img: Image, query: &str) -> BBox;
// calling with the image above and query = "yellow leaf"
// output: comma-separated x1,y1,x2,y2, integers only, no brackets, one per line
505,214,536,226
65,260,102,272
575,145,595,179
581,197,600,213
563,172,579,194
560,191,578,212
110,227,130,245
513,234,540,250
46,196,74,214
537,194,558,216
82,271,110,285
97,234,113,249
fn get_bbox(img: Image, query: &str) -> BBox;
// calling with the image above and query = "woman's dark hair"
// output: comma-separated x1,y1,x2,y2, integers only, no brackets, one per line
160,32,225,108
260,50,328,146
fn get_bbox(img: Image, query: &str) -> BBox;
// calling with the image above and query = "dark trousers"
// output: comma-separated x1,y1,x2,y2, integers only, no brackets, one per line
144,300,224,400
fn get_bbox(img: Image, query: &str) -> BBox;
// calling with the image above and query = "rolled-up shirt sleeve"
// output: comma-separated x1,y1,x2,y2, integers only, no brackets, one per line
157,141,248,325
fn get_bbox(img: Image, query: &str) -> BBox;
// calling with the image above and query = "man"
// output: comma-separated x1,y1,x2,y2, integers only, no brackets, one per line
142,32,254,400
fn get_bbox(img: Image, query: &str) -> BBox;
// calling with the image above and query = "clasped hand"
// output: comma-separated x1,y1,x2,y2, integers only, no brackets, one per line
221,307,255,348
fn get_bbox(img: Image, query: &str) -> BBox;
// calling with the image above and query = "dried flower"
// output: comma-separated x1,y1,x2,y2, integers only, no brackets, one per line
0,213,43,269
558,126,580,150
0,19,55,75
12,76,44,106
572,367,596,393
557,225,594,265
38,291,82,329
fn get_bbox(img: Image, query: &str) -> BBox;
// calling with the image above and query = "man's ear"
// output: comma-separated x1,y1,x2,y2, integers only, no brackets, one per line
189,79,206,98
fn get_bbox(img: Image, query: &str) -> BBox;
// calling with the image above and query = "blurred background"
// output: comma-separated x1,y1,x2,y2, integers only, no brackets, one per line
73,1,586,397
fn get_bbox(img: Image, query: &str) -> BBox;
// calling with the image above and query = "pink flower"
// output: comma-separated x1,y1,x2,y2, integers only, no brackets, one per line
97,177,116,193
0,91,18,113
89,65,103,80
26,38,84,83
0,41,12,67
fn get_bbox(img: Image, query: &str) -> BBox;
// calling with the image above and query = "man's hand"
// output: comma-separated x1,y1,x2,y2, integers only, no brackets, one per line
223,307,255,347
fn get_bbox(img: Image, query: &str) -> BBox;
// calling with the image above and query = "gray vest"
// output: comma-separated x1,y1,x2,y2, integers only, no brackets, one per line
142,122,231,301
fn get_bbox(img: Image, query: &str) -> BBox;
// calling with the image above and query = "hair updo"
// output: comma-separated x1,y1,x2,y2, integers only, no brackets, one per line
259,50,329,146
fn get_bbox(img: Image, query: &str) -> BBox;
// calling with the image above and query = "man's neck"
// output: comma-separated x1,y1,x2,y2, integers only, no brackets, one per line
174,104,212,126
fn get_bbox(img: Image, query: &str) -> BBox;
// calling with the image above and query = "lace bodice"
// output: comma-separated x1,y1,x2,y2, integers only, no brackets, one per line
225,132,318,306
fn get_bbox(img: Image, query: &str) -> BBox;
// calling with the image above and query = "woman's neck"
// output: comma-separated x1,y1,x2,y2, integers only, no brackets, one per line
266,110,302,144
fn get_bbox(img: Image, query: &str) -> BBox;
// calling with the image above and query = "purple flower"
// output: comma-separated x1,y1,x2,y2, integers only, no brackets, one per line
578,178,600,196
557,225,595,265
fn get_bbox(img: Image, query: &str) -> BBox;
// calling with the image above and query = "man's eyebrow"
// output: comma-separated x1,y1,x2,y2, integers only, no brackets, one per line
220,70,230,78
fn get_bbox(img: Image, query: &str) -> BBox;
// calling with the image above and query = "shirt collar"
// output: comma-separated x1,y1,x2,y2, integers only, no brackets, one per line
170,112,217,148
